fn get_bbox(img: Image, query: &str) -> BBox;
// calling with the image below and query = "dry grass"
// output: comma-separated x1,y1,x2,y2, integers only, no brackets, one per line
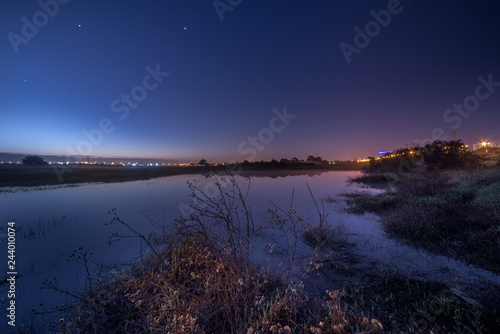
55,233,387,334
51,174,388,333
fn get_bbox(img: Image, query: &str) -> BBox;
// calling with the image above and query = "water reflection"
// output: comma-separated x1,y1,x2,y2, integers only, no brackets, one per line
0,171,498,332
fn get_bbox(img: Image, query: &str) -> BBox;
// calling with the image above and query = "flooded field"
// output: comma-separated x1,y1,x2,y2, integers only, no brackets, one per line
1,171,498,332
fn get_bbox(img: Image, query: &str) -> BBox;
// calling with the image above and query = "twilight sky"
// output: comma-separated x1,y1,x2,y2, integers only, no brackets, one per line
1,0,500,162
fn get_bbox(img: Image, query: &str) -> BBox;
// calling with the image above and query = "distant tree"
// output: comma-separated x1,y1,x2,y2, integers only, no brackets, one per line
420,140,482,170
291,157,298,162
22,155,48,165
198,159,208,165
366,140,483,173
307,155,323,162
279,158,289,164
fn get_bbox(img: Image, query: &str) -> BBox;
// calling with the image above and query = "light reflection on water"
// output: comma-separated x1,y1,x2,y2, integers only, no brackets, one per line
0,171,498,332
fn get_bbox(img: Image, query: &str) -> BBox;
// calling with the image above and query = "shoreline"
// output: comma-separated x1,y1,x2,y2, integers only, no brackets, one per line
0,163,364,188
344,167,500,274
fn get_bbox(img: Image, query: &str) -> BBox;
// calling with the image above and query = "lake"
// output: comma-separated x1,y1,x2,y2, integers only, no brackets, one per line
1,171,499,332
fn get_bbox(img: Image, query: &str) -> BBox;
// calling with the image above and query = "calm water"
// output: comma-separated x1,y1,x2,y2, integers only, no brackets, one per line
1,171,498,332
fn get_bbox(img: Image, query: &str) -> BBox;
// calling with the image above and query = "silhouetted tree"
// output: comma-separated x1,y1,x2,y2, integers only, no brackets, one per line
22,155,48,165
198,159,208,165
307,155,323,162
420,140,482,170
366,140,483,173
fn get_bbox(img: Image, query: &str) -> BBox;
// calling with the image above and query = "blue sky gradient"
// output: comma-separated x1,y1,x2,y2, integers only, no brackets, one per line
1,0,500,162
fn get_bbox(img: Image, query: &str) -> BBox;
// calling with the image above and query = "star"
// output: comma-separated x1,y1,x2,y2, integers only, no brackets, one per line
184,27,187,30
78,24,82,28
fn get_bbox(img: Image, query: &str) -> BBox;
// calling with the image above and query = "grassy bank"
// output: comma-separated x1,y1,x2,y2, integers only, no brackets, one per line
52,215,500,333
304,227,500,333
343,167,500,274
342,140,500,274
54,235,387,334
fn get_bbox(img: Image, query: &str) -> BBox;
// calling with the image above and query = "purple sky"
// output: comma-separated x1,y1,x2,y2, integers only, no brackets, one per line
1,0,500,162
